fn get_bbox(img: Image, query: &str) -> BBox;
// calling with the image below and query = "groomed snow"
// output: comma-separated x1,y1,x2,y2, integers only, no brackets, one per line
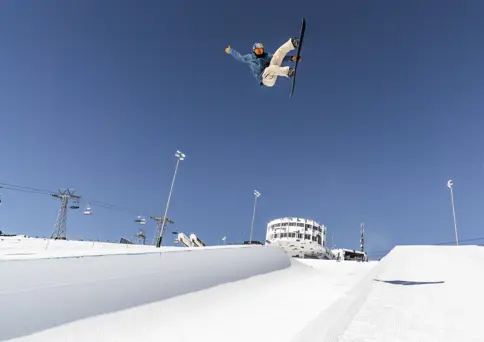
0,235,187,260
292,245,484,342
0,237,376,342
0,238,291,341
3,238,481,341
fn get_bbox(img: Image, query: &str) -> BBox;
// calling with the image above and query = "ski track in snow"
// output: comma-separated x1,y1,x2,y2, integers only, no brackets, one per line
291,245,484,342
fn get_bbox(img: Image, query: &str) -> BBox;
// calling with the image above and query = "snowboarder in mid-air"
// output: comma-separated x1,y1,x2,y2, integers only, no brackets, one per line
225,36,302,88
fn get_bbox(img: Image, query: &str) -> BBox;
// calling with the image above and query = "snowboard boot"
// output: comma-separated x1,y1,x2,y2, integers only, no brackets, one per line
291,37,300,49
288,68,296,77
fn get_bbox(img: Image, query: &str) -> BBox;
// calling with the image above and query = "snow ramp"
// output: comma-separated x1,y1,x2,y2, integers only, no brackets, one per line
291,245,484,342
0,245,290,341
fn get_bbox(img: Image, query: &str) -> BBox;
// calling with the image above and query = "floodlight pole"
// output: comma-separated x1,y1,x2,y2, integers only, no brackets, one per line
249,190,261,244
447,180,459,246
156,150,185,248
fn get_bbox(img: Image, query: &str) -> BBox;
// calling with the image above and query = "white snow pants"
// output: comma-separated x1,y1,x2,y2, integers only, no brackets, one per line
262,38,296,87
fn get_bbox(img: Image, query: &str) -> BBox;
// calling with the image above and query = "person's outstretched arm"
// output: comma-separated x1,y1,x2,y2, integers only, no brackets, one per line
225,45,250,63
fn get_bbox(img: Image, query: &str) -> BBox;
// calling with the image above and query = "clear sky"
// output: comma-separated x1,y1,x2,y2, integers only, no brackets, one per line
1,0,484,258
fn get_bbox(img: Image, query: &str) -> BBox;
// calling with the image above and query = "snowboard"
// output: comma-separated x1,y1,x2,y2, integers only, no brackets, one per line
289,18,306,98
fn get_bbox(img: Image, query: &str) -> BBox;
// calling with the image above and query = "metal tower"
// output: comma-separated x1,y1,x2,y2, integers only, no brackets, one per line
151,216,174,245
360,222,365,253
51,189,81,240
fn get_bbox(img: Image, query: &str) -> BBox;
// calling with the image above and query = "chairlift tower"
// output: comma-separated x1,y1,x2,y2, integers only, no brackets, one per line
360,222,365,253
151,216,174,245
51,189,81,240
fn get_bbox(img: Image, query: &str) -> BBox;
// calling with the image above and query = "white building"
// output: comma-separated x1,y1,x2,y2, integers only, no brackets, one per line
332,248,368,262
265,217,333,259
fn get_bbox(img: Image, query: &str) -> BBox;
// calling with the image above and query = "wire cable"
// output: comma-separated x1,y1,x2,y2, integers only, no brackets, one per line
0,181,154,218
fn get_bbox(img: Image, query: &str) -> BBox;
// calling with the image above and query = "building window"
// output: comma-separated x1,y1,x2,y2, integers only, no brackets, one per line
297,223,304,227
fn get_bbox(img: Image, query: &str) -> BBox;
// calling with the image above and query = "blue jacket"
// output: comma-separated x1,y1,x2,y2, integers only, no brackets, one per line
228,48,292,85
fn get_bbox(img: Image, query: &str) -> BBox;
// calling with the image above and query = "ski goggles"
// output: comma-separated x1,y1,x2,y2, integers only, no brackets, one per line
253,43,264,55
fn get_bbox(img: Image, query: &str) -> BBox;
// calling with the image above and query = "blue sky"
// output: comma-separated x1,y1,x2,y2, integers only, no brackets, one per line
1,0,484,258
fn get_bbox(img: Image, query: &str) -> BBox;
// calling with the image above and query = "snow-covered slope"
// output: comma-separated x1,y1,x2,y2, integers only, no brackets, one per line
292,245,484,342
0,235,172,259
0,239,291,341
0,237,376,342
4,238,480,341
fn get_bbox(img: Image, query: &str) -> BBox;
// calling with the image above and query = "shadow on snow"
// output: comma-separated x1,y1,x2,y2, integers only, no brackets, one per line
374,279,445,286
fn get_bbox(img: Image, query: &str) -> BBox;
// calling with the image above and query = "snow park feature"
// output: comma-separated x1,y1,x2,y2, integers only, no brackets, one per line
0,237,291,341
189,233,205,247
174,233,205,247
292,245,484,342
2,236,484,341
177,232,192,247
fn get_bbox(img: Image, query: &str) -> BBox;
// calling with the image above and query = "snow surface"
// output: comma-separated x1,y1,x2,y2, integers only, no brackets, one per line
292,245,484,342
0,235,251,260
0,238,291,341
0,235,180,260
2,238,481,341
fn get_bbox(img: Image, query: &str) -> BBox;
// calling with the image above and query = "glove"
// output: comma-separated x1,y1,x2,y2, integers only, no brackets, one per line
291,56,302,62
225,45,231,54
